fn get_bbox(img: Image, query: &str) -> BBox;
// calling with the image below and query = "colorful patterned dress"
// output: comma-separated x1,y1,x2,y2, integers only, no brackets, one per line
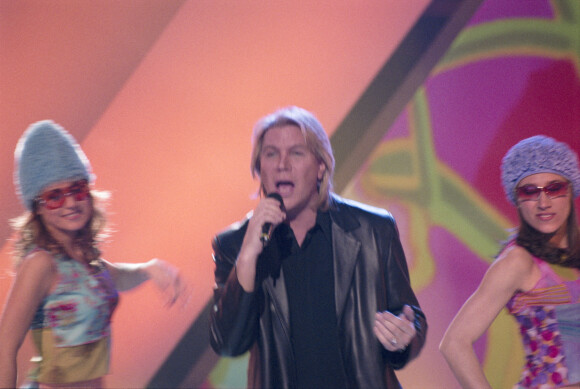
27,249,119,385
506,247,580,389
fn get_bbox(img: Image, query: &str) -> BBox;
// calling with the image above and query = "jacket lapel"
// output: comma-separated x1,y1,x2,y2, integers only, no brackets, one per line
263,272,289,329
329,199,362,320
262,241,290,332
332,222,360,320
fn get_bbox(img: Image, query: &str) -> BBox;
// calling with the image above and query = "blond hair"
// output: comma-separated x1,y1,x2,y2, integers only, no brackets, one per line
250,106,335,210
10,190,110,268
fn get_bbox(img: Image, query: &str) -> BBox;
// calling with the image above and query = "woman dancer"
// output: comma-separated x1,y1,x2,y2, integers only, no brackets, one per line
0,120,186,388
440,135,580,388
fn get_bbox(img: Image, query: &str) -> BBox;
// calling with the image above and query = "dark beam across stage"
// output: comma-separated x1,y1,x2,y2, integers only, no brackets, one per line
147,0,484,387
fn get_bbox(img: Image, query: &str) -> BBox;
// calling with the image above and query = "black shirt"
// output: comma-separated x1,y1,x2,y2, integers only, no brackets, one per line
279,211,347,389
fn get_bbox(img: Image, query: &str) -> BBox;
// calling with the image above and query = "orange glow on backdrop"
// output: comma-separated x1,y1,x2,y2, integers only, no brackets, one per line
0,1,429,387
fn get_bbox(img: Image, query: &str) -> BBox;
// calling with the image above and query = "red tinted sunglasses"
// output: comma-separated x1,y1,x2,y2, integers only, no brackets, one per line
36,179,90,210
515,181,570,202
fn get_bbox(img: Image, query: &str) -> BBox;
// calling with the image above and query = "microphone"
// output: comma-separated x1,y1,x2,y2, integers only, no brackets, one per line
260,192,284,245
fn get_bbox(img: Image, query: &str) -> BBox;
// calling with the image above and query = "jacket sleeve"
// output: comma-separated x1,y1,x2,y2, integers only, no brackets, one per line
381,217,427,369
209,231,261,357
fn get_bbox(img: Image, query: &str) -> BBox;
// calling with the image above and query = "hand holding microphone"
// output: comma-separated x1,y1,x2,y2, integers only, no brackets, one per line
260,193,285,245
236,193,286,292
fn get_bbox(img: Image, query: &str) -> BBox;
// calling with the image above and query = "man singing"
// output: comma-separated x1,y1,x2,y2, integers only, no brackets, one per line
210,106,427,388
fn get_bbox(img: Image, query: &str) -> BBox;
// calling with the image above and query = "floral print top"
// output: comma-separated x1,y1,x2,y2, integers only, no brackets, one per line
28,249,119,383
506,245,580,389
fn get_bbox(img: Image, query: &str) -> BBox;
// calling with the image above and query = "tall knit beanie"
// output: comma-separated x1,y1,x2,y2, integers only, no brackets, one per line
501,135,580,205
14,120,95,210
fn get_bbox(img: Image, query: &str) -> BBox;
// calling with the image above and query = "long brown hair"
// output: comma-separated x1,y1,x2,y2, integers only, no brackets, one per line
10,190,110,267
515,200,580,269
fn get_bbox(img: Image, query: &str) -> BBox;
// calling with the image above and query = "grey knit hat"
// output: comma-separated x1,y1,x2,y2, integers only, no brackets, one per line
501,135,580,205
14,120,94,210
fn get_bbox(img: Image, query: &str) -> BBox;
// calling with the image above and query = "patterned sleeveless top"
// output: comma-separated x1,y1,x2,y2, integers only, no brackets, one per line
28,249,119,384
506,246,580,389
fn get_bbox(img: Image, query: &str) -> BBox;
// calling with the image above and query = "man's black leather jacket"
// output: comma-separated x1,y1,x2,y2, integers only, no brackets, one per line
210,195,427,388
